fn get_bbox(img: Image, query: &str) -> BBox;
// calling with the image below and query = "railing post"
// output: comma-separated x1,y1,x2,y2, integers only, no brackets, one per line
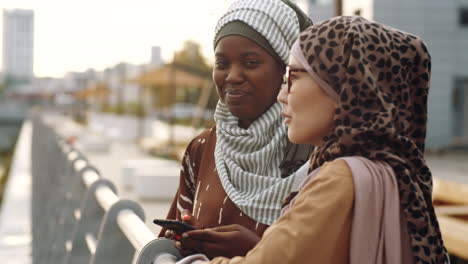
49,162,99,263
90,199,146,264
65,179,116,264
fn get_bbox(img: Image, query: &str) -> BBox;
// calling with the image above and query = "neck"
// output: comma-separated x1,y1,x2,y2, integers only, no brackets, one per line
238,118,254,129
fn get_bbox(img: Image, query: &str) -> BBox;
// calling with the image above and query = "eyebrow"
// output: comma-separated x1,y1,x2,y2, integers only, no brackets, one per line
240,51,261,57
287,65,307,71
214,51,261,58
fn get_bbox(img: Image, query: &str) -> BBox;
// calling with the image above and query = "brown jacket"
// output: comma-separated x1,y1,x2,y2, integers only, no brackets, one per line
160,127,269,237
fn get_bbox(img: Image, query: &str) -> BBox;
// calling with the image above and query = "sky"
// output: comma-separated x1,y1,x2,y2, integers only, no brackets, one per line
0,0,235,78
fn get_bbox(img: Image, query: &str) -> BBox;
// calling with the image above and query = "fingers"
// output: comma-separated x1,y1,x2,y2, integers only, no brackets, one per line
196,241,227,259
175,240,198,257
165,229,176,239
178,226,260,258
165,229,183,240
181,209,195,226
183,229,224,241
179,238,227,259
178,235,205,256
210,224,242,232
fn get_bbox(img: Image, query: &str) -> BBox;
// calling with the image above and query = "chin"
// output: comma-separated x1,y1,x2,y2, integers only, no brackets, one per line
287,130,303,144
229,110,249,120
288,129,317,145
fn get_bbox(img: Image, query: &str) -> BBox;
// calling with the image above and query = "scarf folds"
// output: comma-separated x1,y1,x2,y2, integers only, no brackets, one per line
214,101,301,224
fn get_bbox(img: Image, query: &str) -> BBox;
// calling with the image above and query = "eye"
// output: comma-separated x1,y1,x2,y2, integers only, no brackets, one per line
215,60,228,69
289,72,299,81
243,59,260,68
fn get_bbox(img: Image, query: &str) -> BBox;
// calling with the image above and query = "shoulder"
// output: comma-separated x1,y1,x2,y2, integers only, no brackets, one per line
185,126,216,155
182,126,216,170
195,126,216,140
290,158,355,212
318,159,353,180
334,156,395,180
296,159,354,192
302,159,355,198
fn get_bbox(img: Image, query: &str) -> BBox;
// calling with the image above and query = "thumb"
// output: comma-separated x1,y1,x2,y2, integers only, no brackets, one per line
181,209,195,225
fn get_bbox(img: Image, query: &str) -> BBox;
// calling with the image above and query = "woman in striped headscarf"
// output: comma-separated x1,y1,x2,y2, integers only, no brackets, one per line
160,0,314,259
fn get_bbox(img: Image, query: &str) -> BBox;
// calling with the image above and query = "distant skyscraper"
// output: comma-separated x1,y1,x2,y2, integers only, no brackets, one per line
150,46,162,67
2,9,34,79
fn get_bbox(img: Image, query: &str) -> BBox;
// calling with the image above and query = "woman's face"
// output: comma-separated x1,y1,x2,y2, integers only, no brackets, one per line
213,35,285,128
278,55,337,146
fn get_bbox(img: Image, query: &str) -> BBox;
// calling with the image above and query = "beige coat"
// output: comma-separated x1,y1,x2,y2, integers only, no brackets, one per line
207,159,354,264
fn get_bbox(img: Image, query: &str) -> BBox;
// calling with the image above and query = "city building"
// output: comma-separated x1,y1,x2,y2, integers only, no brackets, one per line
102,62,146,107
299,0,468,149
150,46,163,67
295,0,335,23
2,9,34,80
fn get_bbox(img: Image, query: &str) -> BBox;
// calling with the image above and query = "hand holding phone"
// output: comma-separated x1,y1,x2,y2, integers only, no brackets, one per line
153,219,197,234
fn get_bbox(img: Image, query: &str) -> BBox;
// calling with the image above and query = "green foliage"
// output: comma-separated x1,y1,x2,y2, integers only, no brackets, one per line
101,103,114,113
147,40,214,111
172,40,212,75
101,103,145,117
72,111,88,125
0,150,13,205
115,104,125,115
125,102,145,117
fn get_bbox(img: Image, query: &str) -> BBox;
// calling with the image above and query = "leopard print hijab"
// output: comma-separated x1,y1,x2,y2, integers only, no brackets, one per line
294,16,449,263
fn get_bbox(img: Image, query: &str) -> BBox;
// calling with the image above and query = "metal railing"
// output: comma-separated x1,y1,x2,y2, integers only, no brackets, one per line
31,115,182,264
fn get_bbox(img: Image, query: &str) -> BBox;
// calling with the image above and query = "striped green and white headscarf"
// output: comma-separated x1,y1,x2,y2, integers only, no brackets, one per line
213,0,312,225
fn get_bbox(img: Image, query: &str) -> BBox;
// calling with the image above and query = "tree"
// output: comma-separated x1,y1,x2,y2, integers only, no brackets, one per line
172,40,212,76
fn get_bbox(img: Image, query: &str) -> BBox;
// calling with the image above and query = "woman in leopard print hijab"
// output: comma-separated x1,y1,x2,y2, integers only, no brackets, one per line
289,16,448,263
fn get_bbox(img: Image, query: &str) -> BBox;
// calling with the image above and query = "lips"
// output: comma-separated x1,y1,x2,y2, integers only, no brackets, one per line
281,111,291,124
225,89,249,103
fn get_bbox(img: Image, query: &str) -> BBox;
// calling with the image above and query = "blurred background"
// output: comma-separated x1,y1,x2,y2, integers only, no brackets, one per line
0,0,467,263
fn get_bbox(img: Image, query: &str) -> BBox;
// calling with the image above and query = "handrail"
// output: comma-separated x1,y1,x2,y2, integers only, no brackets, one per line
117,209,156,252
95,187,119,212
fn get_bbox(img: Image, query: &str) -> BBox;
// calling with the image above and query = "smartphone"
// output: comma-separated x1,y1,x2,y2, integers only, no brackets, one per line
153,219,197,233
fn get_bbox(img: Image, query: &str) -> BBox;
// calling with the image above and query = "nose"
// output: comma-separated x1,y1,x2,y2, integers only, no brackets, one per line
225,64,244,84
277,77,288,105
